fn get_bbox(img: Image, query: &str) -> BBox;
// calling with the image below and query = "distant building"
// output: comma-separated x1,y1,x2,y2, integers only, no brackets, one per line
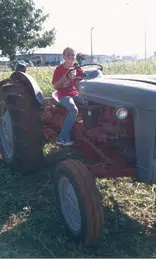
15,52,138,66
15,53,63,65
15,52,115,65
122,55,137,62
80,54,113,64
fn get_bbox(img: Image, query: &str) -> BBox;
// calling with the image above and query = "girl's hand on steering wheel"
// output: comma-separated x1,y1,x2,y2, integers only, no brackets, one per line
67,70,76,80
62,76,70,88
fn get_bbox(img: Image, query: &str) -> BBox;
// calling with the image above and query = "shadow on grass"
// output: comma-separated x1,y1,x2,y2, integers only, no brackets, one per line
0,148,155,258
98,197,156,258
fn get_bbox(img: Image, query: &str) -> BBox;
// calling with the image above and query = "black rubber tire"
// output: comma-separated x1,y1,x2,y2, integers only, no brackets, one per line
0,79,44,173
54,159,104,246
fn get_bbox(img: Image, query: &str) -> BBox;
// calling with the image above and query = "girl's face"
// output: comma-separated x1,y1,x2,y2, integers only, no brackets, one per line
63,50,75,66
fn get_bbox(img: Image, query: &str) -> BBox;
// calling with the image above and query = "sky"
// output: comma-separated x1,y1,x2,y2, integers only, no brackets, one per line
34,0,156,58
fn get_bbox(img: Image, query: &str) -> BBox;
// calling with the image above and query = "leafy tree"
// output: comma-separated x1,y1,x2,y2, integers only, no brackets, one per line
0,0,56,60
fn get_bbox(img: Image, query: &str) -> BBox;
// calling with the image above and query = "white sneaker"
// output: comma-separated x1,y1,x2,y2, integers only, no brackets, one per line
56,139,75,146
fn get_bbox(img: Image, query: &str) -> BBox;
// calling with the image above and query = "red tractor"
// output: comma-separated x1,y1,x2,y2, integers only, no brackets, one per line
0,64,156,246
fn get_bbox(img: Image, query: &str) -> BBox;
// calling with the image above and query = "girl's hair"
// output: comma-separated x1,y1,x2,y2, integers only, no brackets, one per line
63,47,75,55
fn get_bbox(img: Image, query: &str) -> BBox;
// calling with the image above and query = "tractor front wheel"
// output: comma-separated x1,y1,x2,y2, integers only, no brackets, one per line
54,159,104,246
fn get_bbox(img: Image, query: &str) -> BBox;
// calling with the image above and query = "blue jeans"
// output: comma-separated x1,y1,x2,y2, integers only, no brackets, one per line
59,95,83,140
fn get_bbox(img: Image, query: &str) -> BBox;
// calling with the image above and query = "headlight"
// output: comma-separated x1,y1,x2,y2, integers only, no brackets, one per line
116,107,128,120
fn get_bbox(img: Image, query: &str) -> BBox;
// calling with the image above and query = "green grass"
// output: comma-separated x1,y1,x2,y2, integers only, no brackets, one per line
0,62,156,257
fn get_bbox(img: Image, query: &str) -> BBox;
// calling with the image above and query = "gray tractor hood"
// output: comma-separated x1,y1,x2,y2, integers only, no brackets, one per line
79,72,156,183
79,74,156,110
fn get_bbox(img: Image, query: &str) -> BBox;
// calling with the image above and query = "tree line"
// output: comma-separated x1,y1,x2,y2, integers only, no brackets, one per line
0,0,56,60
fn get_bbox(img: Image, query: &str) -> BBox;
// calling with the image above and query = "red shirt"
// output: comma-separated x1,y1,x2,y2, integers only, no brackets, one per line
52,63,84,100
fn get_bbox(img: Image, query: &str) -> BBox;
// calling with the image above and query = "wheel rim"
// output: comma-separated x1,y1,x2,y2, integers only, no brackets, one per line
58,175,82,233
0,102,13,159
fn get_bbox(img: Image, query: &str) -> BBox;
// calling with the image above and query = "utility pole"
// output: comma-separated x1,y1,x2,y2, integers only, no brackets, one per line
91,27,94,64
144,27,147,62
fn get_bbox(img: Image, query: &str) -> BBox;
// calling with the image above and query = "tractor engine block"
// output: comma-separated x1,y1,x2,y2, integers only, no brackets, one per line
41,101,136,166
83,105,136,164
84,105,135,141
80,104,136,165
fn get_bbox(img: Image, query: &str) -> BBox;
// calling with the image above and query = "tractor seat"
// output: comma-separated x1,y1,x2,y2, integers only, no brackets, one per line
52,91,63,107
52,91,86,111
52,91,59,103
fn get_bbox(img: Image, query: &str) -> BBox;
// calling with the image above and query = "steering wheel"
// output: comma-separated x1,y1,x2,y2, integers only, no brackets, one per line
66,63,103,80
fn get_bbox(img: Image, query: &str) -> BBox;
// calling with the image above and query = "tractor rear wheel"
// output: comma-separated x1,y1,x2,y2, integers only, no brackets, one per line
54,159,104,246
0,79,43,173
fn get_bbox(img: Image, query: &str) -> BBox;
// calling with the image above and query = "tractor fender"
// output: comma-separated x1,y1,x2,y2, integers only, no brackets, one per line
10,71,44,105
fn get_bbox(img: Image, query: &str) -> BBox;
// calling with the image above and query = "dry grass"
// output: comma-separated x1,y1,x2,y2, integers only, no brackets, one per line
0,63,155,257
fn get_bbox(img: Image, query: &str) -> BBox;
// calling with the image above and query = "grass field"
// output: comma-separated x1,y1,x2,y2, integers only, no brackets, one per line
0,62,155,258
